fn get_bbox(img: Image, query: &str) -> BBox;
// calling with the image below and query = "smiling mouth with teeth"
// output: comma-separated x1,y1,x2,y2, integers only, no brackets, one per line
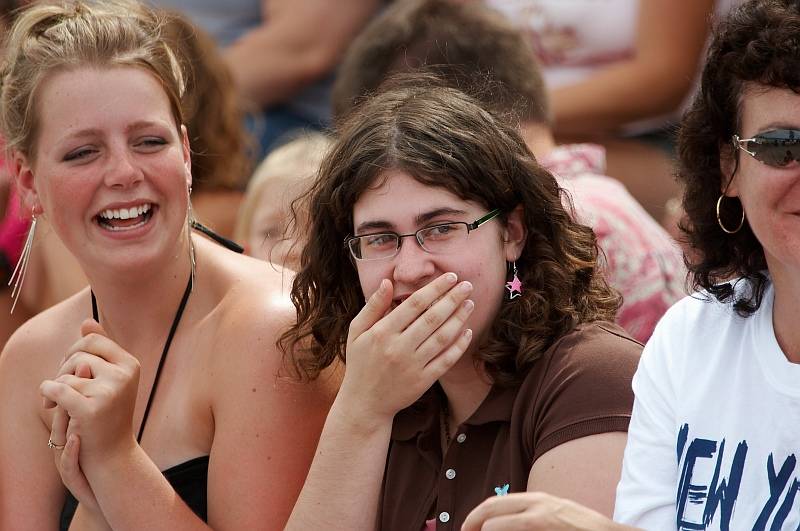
96,203,154,231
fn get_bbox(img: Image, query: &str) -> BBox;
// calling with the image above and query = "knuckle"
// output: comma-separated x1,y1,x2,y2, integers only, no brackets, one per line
421,310,440,328
407,294,428,313
433,330,451,348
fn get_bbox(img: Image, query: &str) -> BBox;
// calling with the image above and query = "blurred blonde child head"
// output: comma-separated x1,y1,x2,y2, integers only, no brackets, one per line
235,132,331,269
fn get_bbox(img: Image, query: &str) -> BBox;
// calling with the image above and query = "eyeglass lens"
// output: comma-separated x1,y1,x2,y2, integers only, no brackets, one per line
349,222,469,260
747,129,800,167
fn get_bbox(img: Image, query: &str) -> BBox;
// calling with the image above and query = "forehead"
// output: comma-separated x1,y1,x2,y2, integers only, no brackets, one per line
352,170,480,225
35,66,176,145
739,84,800,133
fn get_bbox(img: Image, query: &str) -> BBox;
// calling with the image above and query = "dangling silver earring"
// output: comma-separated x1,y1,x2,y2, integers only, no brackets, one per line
187,187,196,290
8,214,37,314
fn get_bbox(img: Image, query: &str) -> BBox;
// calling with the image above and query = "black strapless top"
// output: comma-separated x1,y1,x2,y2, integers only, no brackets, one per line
59,455,209,529
60,277,204,529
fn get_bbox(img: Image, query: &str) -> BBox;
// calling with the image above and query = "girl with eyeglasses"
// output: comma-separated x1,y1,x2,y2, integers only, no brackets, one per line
280,76,642,530
461,1,800,529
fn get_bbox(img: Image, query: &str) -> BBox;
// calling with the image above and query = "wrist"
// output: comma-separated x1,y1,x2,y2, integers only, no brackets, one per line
328,394,394,437
80,437,142,483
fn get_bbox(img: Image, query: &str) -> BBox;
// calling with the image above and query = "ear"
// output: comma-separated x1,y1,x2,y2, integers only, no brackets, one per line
11,150,42,216
502,205,526,261
180,124,192,189
719,142,739,197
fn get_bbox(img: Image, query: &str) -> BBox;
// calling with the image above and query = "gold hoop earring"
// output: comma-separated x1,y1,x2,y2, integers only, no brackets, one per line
8,214,37,314
716,194,745,234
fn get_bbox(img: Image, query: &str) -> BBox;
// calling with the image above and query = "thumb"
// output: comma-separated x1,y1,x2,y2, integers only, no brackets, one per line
348,279,393,339
80,318,106,338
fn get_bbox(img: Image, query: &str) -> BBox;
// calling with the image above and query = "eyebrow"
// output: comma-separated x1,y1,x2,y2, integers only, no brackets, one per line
355,207,468,234
58,121,170,143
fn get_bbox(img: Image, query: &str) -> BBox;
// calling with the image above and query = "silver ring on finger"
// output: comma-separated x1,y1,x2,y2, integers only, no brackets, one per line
48,438,65,450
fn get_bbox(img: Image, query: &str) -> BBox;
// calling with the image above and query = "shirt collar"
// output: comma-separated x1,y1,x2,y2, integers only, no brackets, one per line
390,383,518,442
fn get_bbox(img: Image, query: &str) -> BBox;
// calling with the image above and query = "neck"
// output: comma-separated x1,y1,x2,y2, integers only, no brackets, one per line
519,121,558,159
769,264,800,363
82,236,194,352
438,354,492,427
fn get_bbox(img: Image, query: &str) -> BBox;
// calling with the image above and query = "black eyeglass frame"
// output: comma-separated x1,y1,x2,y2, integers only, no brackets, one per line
344,208,503,261
732,129,800,167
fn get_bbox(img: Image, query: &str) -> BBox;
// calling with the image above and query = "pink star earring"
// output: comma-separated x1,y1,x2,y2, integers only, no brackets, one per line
505,261,522,300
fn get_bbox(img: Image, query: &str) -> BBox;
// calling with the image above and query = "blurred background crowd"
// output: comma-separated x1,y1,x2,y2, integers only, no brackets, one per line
0,0,743,348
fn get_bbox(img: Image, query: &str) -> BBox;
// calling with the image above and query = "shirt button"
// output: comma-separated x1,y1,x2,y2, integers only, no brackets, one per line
456,433,466,443
445,468,456,480
439,512,450,523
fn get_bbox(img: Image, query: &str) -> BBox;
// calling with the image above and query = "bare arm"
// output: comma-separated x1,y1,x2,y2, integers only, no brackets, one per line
0,326,67,530
527,432,628,516
461,433,639,530
225,0,379,107
551,0,715,135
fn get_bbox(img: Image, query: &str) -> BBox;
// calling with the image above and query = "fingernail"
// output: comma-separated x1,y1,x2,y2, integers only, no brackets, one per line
458,281,473,293
445,272,457,283
462,300,474,312
464,328,473,339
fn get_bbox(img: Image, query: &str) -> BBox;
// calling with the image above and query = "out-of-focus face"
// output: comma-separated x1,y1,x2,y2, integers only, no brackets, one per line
18,66,190,275
726,84,800,279
246,175,308,270
351,170,525,352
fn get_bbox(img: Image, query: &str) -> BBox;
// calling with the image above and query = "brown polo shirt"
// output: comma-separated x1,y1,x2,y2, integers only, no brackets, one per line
378,321,641,530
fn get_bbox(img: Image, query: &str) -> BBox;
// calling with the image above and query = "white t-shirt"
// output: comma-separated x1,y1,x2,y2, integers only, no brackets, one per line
614,280,800,530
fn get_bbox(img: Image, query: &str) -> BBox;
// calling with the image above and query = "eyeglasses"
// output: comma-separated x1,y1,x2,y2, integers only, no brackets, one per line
732,129,800,167
345,209,502,261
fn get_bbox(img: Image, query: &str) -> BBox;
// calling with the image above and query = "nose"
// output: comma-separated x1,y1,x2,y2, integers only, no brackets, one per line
391,236,437,287
103,143,144,189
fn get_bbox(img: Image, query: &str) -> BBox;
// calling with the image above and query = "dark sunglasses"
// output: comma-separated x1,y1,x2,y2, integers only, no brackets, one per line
732,129,800,167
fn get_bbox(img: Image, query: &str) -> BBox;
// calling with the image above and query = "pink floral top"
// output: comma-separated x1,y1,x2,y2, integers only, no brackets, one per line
541,144,686,342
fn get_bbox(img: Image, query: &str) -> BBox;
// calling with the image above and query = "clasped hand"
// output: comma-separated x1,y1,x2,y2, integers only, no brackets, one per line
40,319,140,516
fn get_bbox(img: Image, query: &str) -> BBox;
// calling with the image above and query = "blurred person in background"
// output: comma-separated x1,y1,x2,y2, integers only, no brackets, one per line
235,132,330,270
162,10,255,238
153,0,381,156
473,0,730,225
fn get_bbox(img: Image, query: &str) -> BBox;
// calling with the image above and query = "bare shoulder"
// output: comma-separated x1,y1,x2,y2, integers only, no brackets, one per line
1,289,89,382
212,252,296,340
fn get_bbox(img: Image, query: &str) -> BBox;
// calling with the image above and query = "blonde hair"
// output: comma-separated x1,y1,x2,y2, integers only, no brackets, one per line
235,133,331,245
0,0,185,158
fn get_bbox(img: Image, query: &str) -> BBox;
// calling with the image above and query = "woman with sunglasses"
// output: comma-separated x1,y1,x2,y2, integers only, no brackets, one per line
461,1,800,529
0,2,335,529
280,76,642,530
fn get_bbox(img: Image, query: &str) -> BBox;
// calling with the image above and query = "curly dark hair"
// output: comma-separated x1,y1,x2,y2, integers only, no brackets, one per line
281,77,620,387
677,0,800,316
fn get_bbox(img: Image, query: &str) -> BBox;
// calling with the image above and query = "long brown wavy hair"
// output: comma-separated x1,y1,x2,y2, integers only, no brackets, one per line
281,78,620,387
162,12,253,191
677,0,800,316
